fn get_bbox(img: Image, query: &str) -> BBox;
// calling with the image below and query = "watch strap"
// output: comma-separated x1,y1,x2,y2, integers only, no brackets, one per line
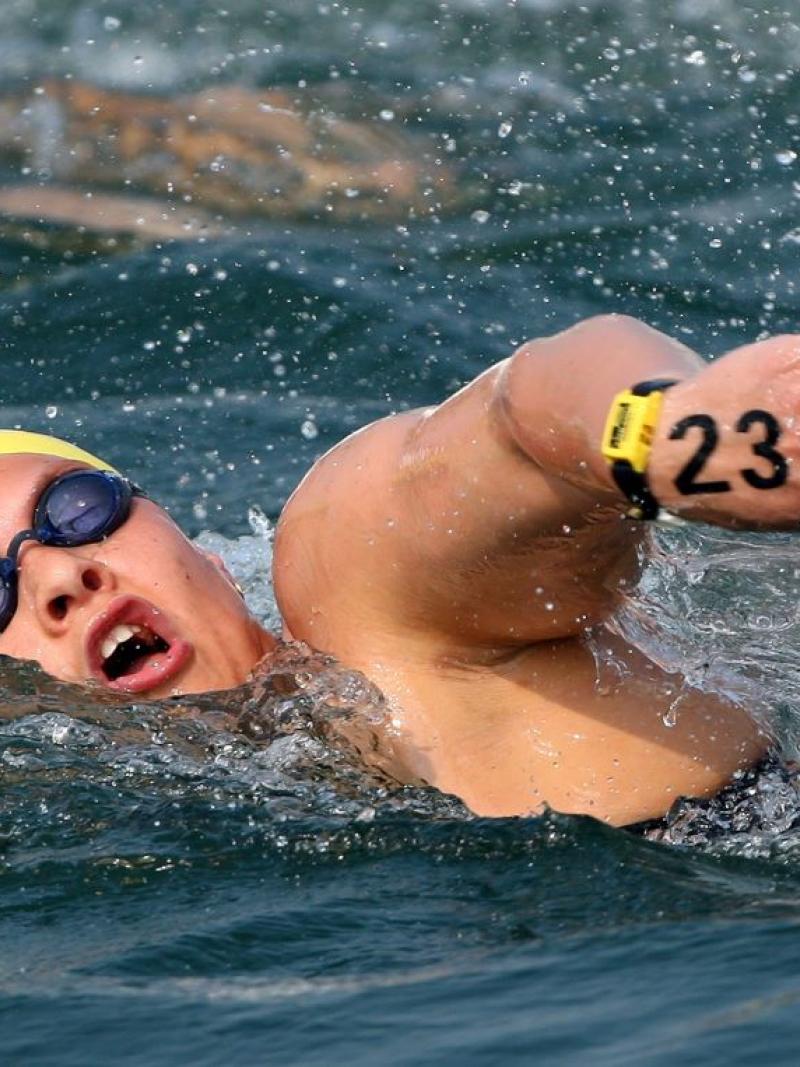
601,378,678,520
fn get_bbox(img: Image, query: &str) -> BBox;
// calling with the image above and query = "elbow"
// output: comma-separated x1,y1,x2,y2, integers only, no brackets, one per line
510,315,658,362
491,350,553,466
493,313,693,472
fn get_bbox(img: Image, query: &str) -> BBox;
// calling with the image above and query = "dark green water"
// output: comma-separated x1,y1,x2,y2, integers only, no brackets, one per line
3,1,800,1062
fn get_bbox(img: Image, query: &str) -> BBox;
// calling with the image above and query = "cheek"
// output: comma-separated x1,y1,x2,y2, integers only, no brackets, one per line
97,512,249,633
0,616,76,680
0,628,31,660
103,522,198,580
105,532,233,610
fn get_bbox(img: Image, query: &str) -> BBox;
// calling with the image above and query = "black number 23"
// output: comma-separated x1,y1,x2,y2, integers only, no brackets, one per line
669,408,789,495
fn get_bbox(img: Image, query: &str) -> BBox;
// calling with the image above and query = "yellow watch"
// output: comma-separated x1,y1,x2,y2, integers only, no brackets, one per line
601,378,677,519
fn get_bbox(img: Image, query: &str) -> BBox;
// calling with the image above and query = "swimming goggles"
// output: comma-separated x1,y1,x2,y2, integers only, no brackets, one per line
0,469,144,633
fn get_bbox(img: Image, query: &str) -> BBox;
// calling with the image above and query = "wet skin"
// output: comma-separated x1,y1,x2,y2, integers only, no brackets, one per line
5,315,800,823
0,455,274,699
274,316,799,823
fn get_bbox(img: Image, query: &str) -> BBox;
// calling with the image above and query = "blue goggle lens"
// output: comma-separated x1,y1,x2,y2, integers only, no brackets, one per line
0,471,143,633
35,471,130,545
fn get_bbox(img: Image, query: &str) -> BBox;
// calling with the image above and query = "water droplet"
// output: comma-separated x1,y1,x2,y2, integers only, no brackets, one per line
776,149,797,165
471,209,490,224
684,50,706,66
103,15,121,31
45,405,58,419
662,694,684,728
379,109,395,122
186,262,199,275
498,120,513,138
300,418,319,440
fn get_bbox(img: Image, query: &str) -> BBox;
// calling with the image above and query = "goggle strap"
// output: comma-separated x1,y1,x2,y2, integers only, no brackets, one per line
6,528,38,563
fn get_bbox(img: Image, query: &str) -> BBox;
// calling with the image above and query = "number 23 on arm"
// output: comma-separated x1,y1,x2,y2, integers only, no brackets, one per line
648,334,800,528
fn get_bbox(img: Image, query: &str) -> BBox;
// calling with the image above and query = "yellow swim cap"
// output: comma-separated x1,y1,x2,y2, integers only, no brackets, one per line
0,430,117,473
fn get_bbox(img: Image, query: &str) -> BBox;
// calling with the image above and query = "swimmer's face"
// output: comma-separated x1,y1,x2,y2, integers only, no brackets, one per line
0,455,275,697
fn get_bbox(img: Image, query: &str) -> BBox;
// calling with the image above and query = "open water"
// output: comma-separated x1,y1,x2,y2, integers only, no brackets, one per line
3,1,800,1063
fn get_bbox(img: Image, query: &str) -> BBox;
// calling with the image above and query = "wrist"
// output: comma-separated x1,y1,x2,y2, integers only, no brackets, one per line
601,379,681,520
648,381,694,516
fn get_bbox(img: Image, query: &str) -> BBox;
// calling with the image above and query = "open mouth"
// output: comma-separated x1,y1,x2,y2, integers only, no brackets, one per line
87,596,193,694
101,623,170,681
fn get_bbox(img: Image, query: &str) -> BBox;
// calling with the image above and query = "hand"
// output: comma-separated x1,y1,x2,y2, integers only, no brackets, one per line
649,334,800,528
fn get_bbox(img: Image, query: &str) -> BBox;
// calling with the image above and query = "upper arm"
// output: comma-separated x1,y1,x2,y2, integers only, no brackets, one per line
274,315,706,658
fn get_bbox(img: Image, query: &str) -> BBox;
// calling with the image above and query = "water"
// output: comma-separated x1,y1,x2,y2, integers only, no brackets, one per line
4,0,800,1061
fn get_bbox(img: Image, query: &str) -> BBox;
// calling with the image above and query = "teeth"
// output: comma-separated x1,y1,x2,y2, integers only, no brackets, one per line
100,623,141,661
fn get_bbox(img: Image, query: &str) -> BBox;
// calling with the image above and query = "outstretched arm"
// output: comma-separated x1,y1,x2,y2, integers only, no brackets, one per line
275,316,800,658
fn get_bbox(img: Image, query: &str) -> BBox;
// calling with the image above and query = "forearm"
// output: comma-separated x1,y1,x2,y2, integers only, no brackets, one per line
500,317,800,531
496,314,706,501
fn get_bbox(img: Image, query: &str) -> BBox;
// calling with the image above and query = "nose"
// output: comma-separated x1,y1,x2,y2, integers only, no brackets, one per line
20,543,116,632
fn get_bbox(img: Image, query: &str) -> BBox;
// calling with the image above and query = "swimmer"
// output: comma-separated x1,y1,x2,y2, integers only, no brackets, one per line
1,315,798,825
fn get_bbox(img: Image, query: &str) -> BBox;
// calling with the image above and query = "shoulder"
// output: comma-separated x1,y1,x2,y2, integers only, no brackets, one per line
278,408,426,534
271,409,429,652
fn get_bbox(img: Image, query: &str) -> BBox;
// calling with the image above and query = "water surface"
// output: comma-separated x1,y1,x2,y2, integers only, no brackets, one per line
3,1,800,1062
